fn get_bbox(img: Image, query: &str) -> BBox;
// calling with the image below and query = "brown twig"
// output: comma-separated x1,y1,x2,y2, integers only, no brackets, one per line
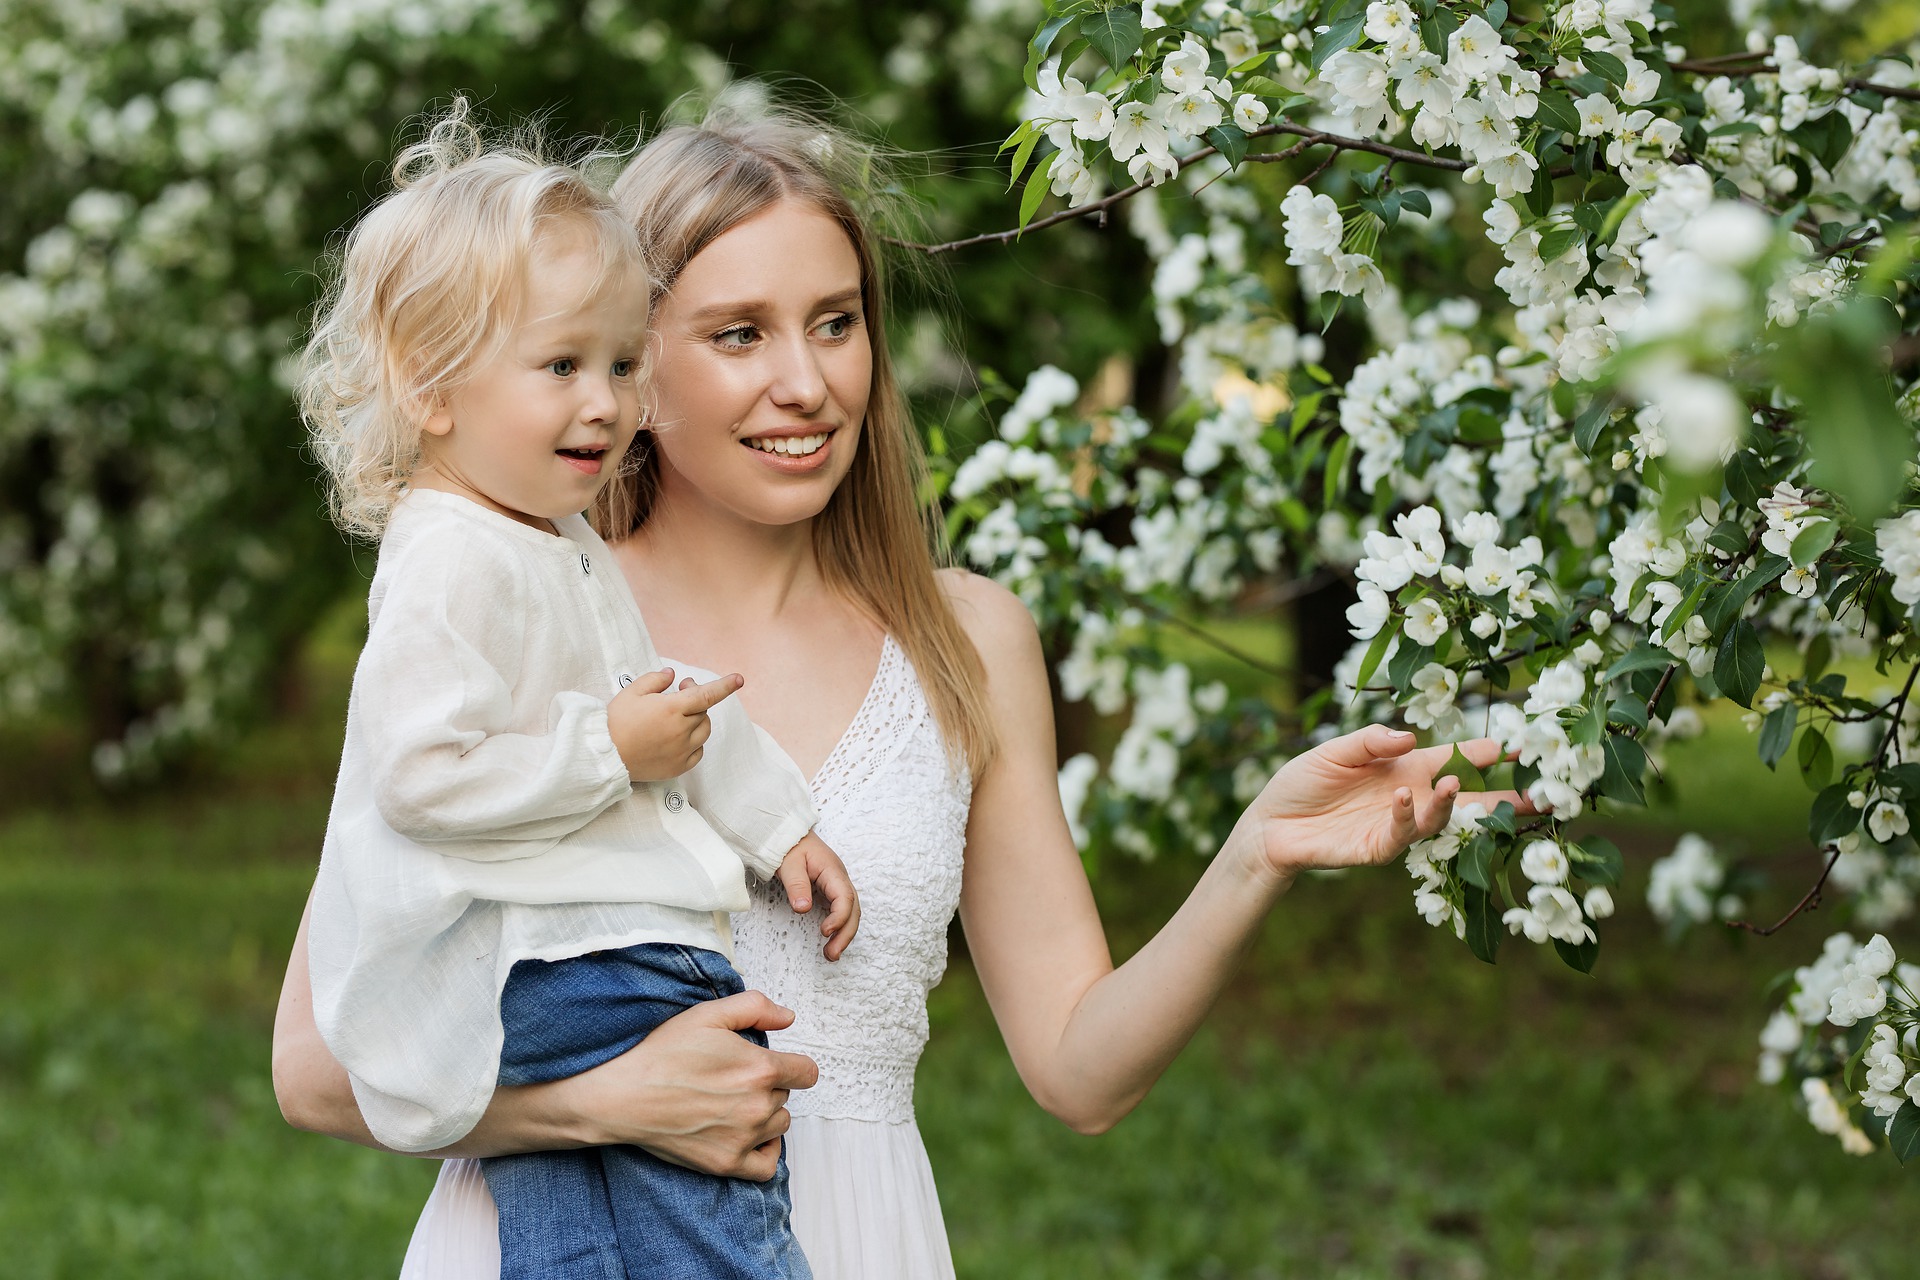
1669,58,1920,102
1728,845,1844,935
888,122,1467,256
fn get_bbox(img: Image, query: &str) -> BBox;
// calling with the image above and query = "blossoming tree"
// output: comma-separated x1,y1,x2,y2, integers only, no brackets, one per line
931,0,1920,1161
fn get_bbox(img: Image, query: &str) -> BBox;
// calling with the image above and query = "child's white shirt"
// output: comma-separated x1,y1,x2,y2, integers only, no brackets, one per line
308,489,816,1152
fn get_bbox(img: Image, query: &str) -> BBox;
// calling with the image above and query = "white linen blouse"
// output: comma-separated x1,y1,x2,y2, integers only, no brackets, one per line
309,489,816,1153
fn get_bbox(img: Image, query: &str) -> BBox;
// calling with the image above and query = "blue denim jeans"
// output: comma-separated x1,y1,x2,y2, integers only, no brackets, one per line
483,942,811,1280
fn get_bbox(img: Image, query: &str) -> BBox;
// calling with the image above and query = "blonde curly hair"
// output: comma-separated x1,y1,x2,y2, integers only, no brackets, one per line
298,98,646,539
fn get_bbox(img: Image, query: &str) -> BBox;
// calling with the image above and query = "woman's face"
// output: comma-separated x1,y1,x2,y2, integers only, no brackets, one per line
646,197,872,529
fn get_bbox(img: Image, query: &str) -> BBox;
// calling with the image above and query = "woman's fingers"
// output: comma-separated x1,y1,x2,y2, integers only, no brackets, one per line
1417,774,1462,836
1321,724,1418,769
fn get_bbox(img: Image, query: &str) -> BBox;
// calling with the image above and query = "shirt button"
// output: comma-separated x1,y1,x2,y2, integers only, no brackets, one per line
618,673,634,688
665,791,685,813
580,553,592,575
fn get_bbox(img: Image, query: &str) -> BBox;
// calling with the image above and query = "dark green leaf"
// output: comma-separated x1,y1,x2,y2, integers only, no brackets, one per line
1534,87,1581,135
1601,734,1648,806
1398,189,1432,217
1583,49,1628,85
1079,5,1144,68
1604,643,1673,683
1205,124,1249,168
1572,836,1623,887
1025,12,1079,88
1572,395,1611,454
1387,640,1435,696
1554,933,1599,974
1809,782,1862,845
1311,13,1366,70
1758,701,1797,768
1725,451,1769,508
1459,831,1495,891
1713,619,1764,708
1484,0,1508,27
1702,556,1789,636
1891,1099,1920,1163
1464,883,1504,964
1794,728,1834,795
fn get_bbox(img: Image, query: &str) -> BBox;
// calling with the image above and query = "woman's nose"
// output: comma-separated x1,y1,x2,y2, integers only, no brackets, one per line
768,335,828,414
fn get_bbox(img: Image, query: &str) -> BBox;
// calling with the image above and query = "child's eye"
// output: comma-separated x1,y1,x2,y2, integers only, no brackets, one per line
815,313,859,341
713,325,759,349
612,358,636,378
547,358,577,377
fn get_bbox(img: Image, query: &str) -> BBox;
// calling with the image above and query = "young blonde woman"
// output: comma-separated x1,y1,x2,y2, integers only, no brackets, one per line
273,93,1529,1279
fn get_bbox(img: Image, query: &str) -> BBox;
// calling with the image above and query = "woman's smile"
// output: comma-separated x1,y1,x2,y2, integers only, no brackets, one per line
742,429,834,469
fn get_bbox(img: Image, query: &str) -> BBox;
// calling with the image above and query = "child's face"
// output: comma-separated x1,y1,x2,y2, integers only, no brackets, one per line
417,227,647,530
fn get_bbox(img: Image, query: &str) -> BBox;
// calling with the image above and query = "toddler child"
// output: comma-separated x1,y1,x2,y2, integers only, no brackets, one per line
297,105,851,1279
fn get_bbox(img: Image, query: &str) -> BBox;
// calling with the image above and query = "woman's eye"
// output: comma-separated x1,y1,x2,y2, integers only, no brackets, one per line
714,325,759,349
816,314,857,341
547,358,577,377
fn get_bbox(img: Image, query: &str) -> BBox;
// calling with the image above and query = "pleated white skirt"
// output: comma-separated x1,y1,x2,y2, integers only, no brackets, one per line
398,1115,956,1280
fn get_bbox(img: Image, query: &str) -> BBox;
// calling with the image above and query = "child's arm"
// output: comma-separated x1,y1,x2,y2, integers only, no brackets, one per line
773,831,861,961
672,669,819,880
358,534,632,852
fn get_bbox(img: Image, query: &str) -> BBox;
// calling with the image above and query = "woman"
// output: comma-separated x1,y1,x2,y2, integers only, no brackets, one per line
273,94,1524,1278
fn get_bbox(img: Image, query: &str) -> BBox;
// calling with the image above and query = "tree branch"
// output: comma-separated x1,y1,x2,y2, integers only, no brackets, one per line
1669,58,1920,102
887,123,1466,256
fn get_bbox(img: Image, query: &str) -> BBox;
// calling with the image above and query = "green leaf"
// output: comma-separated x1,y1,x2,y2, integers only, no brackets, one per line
1437,743,1488,792
1006,126,1043,190
1724,450,1770,508
1481,800,1518,836
1484,0,1509,27
1604,643,1672,683
1702,556,1789,637
1758,701,1797,768
1024,12,1079,88
1809,782,1862,845
1079,5,1144,68
1458,831,1495,891
1534,87,1581,136
1583,49,1628,85
1353,617,1400,697
1572,836,1623,887
1205,124,1249,169
1600,734,1648,806
1311,13,1366,70
1241,74,1292,98
1017,150,1057,230
1464,883,1505,964
1388,640,1435,696
1798,726,1835,792
1572,395,1612,455
1784,299,1909,521
1789,518,1839,570
1892,1100,1920,1164
1713,619,1764,708
1398,189,1433,218
1554,933,1599,974
1322,433,1352,509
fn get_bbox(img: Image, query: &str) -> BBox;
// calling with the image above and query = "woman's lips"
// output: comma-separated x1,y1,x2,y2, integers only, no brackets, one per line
741,430,834,472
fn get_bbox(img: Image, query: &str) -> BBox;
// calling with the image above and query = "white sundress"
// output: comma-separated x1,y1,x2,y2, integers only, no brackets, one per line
398,636,973,1279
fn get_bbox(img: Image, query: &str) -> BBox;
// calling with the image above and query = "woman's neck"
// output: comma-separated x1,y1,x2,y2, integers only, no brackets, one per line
622,491,826,629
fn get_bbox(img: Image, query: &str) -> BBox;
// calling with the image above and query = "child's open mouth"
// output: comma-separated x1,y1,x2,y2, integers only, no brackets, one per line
556,446,608,475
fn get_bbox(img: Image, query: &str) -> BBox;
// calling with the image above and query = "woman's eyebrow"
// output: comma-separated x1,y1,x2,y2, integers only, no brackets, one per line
680,290,863,325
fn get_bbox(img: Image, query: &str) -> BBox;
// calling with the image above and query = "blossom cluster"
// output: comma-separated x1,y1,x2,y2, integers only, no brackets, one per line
1758,932,1920,1157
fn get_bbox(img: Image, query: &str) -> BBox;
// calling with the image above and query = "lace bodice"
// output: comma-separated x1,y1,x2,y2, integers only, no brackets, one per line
732,636,972,1123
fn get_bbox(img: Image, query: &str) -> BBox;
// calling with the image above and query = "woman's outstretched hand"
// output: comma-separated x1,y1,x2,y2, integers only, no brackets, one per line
1231,725,1539,883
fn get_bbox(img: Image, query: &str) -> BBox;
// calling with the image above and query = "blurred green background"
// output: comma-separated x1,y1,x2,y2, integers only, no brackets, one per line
2,0,1916,1275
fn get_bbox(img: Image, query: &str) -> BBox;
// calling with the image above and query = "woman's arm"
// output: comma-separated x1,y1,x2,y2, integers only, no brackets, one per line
943,572,1527,1136
272,892,816,1178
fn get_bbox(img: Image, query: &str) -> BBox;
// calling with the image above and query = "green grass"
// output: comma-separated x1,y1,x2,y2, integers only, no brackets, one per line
2,610,1915,1278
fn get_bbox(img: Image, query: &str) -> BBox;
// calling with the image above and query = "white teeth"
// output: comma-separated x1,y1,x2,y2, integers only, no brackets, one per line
748,433,828,457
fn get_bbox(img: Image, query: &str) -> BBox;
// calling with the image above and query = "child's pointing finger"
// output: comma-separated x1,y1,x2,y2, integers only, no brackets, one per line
671,673,744,716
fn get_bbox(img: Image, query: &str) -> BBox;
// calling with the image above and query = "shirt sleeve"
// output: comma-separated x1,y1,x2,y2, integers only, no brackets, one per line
356,527,632,854
677,678,817,880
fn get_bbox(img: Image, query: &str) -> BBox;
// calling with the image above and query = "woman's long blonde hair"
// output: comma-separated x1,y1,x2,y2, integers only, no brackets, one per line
598,91,995,774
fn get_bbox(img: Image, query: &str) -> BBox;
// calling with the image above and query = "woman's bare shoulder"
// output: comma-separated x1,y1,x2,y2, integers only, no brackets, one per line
937,569,1041,667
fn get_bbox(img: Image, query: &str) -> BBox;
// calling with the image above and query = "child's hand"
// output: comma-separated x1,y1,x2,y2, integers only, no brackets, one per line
776,831,860,961
608,668,742,781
